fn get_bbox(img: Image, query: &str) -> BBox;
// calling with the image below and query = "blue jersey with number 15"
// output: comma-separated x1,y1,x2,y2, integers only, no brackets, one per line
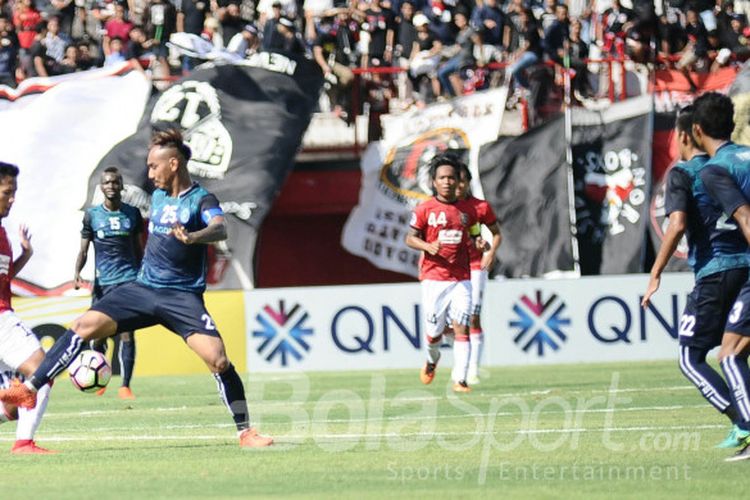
138,183,224,293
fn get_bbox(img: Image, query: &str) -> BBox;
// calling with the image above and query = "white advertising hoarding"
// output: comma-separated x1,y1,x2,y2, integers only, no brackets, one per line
245,273,695,373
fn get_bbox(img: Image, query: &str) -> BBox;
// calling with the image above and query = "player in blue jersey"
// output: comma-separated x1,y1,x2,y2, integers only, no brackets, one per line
642,105,748,448
690,92,750,461
0,129,273,448
74,167,143,399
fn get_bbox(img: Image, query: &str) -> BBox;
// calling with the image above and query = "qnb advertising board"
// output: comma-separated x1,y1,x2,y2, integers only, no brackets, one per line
245,273,694,372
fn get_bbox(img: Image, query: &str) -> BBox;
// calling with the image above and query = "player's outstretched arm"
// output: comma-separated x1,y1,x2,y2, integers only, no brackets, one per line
73,237,92,289
11,224,33,277
405,228,440,255
642,211,686,308
172,216,228,245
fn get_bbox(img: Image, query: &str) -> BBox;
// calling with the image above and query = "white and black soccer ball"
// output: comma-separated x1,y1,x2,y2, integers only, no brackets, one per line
68,350,112,393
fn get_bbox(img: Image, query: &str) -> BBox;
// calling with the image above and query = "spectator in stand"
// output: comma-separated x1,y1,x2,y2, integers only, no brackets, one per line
125,24,153,63
0,0,13,19
676,9,709,91
395,0,416,61
436,9,476,98
103,4,132,52
50,0,76,36
226,22,259,58
128,0,148,25
58,42,79,71
45,16,70,63
313,10,356,115
261,1,282,44
103,34,125,64
657,4,687,62
361,0,395,68
568,17,592,100
717,0,742,35
177,0,209,37
597,0,633,59
143,0,176,76
407,12,441,104
506,7,542,97
716,13,750,68
263,15,305,53
535,0,557,33
543,2,568,65
257,0,296,27
502,0,524,53
470,0,503,64
76,38,96,68
201,16,223,48
26,21,57,76
13,0,43,52
219,2,246,48
0,13,20,86
690,0,717,31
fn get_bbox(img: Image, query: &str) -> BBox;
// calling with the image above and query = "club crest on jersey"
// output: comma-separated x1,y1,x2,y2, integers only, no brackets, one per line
97,230,105,239
150,81,232,180
179,207,190,224
459,212,469,226
122,218,131,230
378,128,470,207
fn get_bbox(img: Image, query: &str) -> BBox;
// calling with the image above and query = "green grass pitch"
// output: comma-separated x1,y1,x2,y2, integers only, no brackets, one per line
0,360,743,498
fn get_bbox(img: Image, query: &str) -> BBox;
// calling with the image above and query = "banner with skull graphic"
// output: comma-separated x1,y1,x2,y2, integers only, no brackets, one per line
87,52,323,289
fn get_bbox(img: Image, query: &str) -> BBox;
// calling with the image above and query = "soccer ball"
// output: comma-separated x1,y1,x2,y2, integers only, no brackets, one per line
68,350,112,393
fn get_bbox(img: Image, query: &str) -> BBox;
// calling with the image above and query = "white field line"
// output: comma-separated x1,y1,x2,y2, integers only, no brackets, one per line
0,423,725,443
0,403,711,437
53,383,698,411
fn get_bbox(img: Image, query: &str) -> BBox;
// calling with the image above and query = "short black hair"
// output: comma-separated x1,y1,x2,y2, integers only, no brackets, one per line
0,162,19,179
428,153,464,180
151,128,192,162
101,166,122,181
676,105,698,146
692,92,734,140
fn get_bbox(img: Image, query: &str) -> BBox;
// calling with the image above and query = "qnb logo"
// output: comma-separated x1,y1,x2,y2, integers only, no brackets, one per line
253,301,313,366
509,291,570,356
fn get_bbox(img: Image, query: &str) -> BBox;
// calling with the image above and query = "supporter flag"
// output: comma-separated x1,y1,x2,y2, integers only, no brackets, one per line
572,95,653,274
341,87,507,277
88,53,323,289
0,63,152,294
478,116,576,277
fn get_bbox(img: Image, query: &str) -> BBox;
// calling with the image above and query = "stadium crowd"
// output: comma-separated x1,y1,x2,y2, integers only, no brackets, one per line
2,0,750,106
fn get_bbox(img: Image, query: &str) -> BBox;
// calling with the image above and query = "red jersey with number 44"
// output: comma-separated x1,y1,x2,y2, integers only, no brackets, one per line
0,227,13,312
465,196,498,270
411,198,478,281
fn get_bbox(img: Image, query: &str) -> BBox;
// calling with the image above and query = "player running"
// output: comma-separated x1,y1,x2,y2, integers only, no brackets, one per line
455,163,501,385
407,154,483,393
642,104,748,449
74,167,143,399
689,92,750,461
0,130,272,448
0,161,56,454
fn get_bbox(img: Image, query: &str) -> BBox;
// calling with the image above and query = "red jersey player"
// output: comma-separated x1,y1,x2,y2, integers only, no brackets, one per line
0,161,56,454
406,154,483,392
456,164,502,385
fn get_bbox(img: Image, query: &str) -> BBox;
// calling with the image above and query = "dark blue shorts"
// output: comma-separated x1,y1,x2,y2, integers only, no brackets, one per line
680,268,749,349
725,280,750,337
92,282,129,304
90,282,221,340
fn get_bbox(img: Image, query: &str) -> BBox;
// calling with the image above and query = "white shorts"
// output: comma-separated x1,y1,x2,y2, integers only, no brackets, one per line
0,310,40,385
470,269,488,316
422,280,472,339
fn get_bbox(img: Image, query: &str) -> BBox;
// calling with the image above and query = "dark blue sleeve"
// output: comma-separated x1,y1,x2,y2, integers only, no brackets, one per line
664,168,692,216
80,210,93,239
199,194,224,225
132,209,144,235
700,165,749,217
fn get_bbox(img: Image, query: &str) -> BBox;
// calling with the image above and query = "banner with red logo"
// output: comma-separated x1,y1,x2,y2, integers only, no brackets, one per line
341,88,507,277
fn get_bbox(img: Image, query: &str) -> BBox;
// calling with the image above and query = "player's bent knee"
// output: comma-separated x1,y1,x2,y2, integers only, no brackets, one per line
16,348,45,378
71,311,118,340
212,355,230,374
